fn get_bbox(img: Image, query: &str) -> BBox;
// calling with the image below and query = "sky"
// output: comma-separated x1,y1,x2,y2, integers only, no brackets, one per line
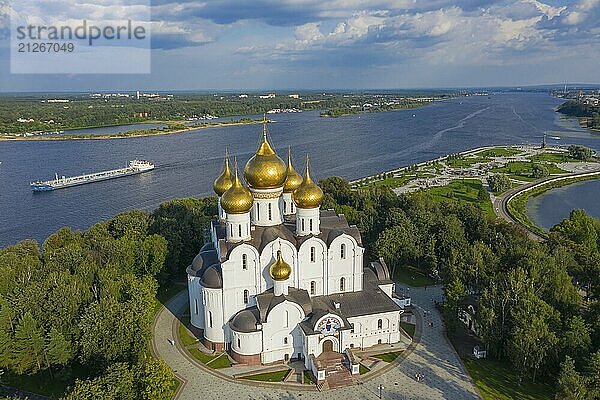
0,0,599,91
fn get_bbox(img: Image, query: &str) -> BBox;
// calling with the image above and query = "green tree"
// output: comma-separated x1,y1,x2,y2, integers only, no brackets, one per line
556,356,587,399
46,327,73,368
135,357,176,400
12,312,46,373
531,163,549,179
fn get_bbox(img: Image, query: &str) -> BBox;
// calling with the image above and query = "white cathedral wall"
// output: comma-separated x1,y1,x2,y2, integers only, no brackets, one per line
203,287,226,343
297,238,327,296
232,330,262,355
221,245,260,331
259,240,297,292
327,235,363,294
188,275,205,329
261,301,305,364
344,311,401,349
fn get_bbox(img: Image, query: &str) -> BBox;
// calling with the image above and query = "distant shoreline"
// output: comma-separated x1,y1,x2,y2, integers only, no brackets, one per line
0,119,263,141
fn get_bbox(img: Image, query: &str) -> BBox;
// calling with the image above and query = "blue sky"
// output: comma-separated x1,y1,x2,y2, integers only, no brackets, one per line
0,0,599,91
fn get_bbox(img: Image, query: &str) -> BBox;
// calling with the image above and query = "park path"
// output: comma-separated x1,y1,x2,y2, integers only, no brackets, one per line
152,285,480,400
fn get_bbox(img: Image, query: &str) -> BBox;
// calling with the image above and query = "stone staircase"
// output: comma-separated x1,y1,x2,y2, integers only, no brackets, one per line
317,352,354,389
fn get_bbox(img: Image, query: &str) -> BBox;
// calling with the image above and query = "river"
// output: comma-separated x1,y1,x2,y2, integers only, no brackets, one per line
526,179,600,230
1,92,599,247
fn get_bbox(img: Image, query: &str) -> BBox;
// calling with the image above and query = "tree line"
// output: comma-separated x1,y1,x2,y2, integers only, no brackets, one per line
0,197,216,399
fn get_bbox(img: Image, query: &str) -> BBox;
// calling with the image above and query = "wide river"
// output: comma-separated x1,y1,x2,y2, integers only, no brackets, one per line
1,92,599,247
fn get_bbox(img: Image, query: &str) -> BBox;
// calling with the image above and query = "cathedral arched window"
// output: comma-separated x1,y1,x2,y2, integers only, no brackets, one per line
268,203,272,220
341,244,346,259
309,219,313,231
208,311,213,328
284,202,287,214
302,218,305,231
284,310,289,328
310,247,315,263
339,277,345,291
284,337,288,345
242,254,248,270
310,281,316,295
238,225,242,237
237,338,241,348
243,289,249,304
377,319,383,330
257,204,260,219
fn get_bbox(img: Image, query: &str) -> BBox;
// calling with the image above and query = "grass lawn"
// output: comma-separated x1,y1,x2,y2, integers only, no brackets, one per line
373,351,403,363
476,147,522,158
189,347,217,364
422,179,494,217
207,353,232,369
400,321,416,338
529,152,578,164
463,358,553,400
394,266,434,287
359,364,370,375
241,369,290,382
303,371,313,384
178,317,198,347
491,161,567,180
153,282,186,317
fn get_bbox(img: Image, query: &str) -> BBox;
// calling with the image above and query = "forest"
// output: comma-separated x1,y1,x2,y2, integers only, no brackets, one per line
0,197,216,399
1,176,599,398
558,100,600,130
0,91,458,134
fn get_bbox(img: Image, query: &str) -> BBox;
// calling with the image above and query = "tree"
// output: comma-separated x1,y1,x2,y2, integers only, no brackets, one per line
556,356,587,399
46,327,73,368
63,362,135,400
12,312,46,373
568,145,594,160
531,163,549,179
487,174,511,193
509,294,558,383
135,357,176,400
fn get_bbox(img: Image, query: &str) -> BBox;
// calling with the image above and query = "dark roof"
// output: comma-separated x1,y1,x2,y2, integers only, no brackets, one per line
187,248,220,277
310,288,401,320
216,209,362,261
255,287,312,323
367,258,393,285
200,264,223,289
230,307,261,333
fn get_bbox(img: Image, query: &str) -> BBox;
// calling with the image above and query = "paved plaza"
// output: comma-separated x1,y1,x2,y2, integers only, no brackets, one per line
153,284,481,400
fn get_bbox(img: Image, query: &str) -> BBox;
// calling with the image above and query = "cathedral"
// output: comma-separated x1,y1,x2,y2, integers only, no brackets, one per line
186,118,407,375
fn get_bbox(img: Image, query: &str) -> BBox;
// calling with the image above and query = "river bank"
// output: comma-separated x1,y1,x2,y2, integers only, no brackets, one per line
351,143,600,237
0,118,263,141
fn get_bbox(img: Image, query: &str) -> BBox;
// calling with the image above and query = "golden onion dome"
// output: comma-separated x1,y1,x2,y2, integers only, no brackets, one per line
293,157,324,209
213,149,233,196
270,250,292,281
221,160,254,214
243,117,287,189
283,147,303,193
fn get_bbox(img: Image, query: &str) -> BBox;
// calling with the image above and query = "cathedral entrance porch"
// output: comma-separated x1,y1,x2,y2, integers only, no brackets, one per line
315,351,354,389
322,338,334,353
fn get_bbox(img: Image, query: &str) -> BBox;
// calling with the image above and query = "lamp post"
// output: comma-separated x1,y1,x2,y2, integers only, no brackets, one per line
378,384,384,399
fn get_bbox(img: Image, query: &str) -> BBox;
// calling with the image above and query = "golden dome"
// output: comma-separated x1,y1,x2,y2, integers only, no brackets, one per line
213,149,233,196
283,147,303,193
293,157,324,209
270,250,291,281
243,117,287,189
221,160,254,214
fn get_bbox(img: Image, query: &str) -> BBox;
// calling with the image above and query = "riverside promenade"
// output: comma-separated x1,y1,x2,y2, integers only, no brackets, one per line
152,286,480,400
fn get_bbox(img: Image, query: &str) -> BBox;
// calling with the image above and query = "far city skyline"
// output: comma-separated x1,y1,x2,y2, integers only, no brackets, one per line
0,0,599,91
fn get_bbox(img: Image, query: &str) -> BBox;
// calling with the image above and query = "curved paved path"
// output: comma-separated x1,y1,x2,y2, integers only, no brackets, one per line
153,285,480,400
